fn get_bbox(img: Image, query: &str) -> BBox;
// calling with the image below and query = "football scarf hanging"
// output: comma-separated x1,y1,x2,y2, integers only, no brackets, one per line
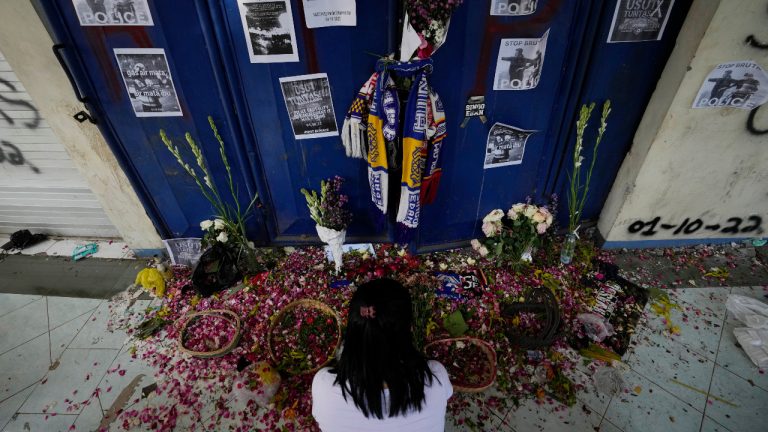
341,58,446,238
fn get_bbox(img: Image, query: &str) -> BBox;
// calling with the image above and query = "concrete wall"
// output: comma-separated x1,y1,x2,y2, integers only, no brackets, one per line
599,0,767,247
0,0,162,250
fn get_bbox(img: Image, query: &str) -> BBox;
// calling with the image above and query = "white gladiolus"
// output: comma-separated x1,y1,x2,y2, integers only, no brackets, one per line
478,246,489,257
214,219,226,230
470,239,482,250
216,232,229,243
200,220,214,230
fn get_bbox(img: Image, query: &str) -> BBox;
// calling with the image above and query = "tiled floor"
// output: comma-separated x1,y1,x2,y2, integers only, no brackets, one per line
0,287,766,431
0,237,135,260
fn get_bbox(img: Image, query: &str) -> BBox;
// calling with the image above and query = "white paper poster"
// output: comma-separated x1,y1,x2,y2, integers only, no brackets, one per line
493,30,549,91
607,0,676,43
114,48,183,117
692,61,768,110
490,0,538,16
279,73,339,139
302,0,356,28
484,123,535,169
238,0,299,63
72,0,153,26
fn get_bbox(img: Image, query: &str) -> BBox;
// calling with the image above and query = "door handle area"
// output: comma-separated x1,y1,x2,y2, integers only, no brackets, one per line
52,43,98,124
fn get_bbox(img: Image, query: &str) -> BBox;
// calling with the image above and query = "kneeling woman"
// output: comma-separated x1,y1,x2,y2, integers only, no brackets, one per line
312,278,452,431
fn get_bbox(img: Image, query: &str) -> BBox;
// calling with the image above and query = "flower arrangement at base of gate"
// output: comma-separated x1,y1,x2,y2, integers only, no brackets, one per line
301,176,352,273
160,117,261,281
471,203,554,264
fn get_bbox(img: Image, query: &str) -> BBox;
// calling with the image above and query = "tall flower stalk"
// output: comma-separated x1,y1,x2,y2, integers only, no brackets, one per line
566,100,611,234
160,117,258,246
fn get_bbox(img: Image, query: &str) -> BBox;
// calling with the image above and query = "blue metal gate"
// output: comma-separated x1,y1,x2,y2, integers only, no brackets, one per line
35,0,691,251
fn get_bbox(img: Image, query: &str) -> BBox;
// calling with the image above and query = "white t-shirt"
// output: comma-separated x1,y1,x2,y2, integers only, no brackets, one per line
311,360,453,432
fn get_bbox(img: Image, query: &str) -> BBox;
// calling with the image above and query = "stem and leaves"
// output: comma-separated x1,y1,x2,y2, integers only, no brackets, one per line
160,117,258,248
566,101,611,234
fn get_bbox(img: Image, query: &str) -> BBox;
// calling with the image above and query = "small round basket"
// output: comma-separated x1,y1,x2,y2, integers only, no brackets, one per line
178,309,242,358
424,337,497,393
267,299,342,375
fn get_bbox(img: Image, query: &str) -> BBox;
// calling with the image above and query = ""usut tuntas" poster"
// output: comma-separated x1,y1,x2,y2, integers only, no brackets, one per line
238,0,299,63
493,30,549,91
490,0,538,16
114,48,182,117
484,123,535,169
607,0,676,43
692,61,768,110
279,73,338,139
72,0,153,26
302,0,356,28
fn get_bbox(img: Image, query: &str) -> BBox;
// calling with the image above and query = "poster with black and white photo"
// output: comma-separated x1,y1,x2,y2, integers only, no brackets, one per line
302,0,356,28
607,0,675,43
279,73,338,139
490,0,538,16
238,0,299,63
493,30,549,91
692,61,768,110
484,123,535,169
72,0,153,26
114,48,182,117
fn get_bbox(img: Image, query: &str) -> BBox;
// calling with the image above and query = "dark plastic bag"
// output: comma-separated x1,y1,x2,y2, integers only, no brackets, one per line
1,230,48,251
192,243,241,297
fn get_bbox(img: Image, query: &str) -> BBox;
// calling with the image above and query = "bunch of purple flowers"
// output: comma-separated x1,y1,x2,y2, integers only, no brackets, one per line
301,176,353,232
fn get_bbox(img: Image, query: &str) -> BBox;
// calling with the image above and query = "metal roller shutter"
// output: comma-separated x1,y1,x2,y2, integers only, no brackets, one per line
0,48,119,238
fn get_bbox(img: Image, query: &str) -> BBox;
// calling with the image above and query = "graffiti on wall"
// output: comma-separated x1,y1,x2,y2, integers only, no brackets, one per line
627,215,764,237
745,4,768,135
0,76,42,173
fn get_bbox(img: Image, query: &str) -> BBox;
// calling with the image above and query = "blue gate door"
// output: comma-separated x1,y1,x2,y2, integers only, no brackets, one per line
414,0,604,252
37,0,269,241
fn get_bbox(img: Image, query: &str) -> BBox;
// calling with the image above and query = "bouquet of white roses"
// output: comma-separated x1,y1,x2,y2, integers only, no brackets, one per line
471,203,553,263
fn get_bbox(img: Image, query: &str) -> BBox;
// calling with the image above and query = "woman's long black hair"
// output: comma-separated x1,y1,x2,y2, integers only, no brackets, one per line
331,278,436,419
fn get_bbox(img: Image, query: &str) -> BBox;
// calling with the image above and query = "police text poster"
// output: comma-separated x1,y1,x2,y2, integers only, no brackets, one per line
493,30,549,91
692,61,768,110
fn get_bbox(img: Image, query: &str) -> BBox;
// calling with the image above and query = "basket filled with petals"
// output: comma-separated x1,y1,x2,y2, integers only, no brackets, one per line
425,337,497,393
267,299,342,375
178,309,242,358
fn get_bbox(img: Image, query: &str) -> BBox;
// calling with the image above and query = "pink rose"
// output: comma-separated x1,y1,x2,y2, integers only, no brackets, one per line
536,223,548,234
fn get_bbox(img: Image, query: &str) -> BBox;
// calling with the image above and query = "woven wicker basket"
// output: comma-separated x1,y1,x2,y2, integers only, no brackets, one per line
178,309,242,358
267,299,342,375
424,337,497,393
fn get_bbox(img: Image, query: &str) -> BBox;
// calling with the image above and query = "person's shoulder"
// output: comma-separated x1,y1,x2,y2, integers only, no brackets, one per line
312,367,336,390
427,360,453,399
427,360,450,381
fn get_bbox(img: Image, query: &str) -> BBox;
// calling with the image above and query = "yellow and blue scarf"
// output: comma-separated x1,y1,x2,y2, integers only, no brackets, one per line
342,58,445,238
